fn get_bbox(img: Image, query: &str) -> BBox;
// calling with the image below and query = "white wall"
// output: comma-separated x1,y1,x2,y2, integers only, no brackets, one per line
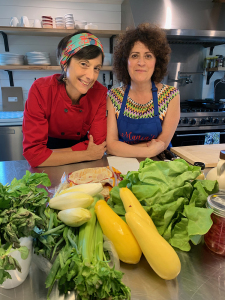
202,44,225,100
0,0,121,106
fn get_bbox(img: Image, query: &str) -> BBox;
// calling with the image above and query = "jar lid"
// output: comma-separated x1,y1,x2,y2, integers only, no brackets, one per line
207,192,225,217
220,150,225,160
194,162,205,170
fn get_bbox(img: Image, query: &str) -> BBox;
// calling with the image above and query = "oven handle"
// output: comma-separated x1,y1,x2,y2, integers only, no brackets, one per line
176,132,225,137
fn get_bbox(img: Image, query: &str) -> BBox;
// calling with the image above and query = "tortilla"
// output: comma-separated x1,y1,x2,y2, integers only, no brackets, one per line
68,167,113,185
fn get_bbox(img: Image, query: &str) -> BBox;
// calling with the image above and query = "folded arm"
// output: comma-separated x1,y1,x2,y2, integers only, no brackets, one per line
106,94,180,158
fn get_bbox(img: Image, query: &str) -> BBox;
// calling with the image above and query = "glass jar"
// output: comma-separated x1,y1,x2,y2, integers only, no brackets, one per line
204,192,225,256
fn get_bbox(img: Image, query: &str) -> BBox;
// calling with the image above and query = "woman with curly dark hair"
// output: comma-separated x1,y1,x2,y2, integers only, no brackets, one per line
107,23,180,158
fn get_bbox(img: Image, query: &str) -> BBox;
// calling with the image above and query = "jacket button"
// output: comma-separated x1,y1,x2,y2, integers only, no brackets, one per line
79,109,82,112
77,132,80,135
61,132,65,135
64,109,68,113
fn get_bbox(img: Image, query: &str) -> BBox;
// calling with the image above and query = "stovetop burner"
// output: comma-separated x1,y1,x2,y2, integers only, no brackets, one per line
181,107,225,113
180,101,225,113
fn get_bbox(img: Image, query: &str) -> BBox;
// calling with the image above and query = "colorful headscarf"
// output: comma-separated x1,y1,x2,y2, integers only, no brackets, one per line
60,33,104,66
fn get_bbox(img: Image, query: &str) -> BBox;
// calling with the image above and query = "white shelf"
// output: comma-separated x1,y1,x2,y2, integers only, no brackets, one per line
0,26,123,38
0,65,113,71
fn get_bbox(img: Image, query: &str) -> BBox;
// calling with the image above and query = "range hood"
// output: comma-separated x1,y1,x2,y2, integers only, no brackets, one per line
121,0,225,47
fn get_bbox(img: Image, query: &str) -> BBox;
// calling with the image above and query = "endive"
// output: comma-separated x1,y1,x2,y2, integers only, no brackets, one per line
49,191,93,210
58,208,91,227
58,183,103,196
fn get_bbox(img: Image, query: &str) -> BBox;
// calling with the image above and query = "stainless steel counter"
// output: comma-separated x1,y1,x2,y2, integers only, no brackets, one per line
0,158,225,300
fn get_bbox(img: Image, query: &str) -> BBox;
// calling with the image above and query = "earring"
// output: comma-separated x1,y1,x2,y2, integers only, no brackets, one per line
62,75,67,82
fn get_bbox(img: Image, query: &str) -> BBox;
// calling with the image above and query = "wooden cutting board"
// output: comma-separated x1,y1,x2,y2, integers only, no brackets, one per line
171,144,225,167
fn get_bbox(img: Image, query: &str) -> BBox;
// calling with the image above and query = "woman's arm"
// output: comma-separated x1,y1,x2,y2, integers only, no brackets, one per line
39,135,106,167
156,94,180,148
106,97,165,158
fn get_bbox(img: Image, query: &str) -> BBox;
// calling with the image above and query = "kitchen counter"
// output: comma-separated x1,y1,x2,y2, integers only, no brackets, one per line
0,158,224,300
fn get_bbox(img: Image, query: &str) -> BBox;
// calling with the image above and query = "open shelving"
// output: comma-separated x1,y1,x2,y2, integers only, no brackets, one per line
0,26,123,38
0,65,113,71
0,26,120,85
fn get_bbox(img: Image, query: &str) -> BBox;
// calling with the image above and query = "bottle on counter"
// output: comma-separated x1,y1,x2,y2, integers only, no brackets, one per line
204,192,225,256
206,150,225,191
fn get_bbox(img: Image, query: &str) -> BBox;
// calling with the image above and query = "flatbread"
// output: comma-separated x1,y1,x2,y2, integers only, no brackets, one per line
68,167,113,185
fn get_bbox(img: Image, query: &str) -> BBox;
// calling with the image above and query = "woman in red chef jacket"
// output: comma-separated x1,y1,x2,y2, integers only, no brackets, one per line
22,30,107,167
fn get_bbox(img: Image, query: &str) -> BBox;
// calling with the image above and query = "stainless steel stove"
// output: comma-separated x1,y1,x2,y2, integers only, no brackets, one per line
177,110,225,131
171,101,225,146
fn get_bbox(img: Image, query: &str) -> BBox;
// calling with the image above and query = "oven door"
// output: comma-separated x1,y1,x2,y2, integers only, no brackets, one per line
171,128,225,147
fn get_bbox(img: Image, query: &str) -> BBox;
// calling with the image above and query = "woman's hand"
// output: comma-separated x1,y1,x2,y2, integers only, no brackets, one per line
146,138,165,154
86,135,106,160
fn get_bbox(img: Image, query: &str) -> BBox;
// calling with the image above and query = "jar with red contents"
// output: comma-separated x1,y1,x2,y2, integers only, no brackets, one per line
204,192,225,256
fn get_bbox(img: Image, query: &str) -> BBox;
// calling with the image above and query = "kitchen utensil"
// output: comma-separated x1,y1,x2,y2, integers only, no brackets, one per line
9,17,19,27
0,53,24,65
171,144,225,168
33,19,42,28
20,16,29,27
156,149,177,161
75,20,87,29
103,53,112,66
214,79,225,103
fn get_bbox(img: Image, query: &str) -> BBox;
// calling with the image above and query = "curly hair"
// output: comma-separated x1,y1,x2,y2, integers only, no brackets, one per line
113,23,171,85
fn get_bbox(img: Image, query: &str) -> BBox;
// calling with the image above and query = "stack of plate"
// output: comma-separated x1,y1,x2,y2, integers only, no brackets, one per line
42,16,53,28
0,53,24,65
55,16,65,29
26,52,51,65
64,14,75,29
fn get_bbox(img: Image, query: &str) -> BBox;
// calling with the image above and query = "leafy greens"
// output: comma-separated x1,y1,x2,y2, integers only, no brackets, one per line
107,158,219,251
0,171,51,284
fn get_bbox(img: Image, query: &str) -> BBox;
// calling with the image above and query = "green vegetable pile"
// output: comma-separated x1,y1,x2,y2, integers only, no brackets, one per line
0,171,51,284
34,195,131,300
107,158,219,251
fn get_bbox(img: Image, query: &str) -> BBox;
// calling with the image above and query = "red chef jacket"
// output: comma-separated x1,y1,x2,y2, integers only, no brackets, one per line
23,74,107,167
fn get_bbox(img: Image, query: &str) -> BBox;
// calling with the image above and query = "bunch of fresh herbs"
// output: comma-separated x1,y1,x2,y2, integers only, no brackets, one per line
107,158,219,252
34,196,131,300
0,171,51,284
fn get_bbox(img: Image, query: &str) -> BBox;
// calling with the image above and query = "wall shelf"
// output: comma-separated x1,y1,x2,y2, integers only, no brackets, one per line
206,67,225,72
0,26,117,86
0,65,113,71
0,26,123,38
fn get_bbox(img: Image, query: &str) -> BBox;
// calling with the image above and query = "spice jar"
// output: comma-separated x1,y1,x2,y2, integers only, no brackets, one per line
204,192,225,256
